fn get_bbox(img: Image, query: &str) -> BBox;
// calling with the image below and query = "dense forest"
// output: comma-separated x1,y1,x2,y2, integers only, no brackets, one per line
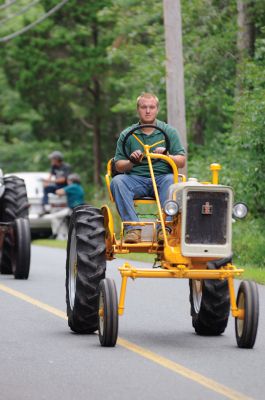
0,1,264,266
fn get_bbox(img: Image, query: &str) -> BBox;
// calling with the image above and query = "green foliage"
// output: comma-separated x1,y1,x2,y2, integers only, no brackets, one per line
0,0,264,268
1,0,115,147
233,218,265,269
0,138,61,172
231,58,265,215
99,0,167,119
0,139,94,198
0,68,41,142
182,0,237,143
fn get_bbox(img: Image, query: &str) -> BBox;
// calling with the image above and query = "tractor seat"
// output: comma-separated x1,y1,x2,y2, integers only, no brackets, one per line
134,196,156,205
134,196,154,201
105,158,156,204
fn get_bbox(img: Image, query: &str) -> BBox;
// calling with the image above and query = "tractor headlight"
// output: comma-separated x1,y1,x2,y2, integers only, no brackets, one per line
232,202,248,219
164,200,179,216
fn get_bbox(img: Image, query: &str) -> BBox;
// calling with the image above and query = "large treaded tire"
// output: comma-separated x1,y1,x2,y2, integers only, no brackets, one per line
1,176,29,274
1,176,29,220
13,218,31,280
189,279,230,335
66,205,106,333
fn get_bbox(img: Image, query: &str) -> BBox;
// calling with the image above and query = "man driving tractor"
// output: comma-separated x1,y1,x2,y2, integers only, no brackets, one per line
111,92,186,243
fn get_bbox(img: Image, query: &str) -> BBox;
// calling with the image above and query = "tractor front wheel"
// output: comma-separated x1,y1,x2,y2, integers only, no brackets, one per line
98,278,119,347
235,281,259,348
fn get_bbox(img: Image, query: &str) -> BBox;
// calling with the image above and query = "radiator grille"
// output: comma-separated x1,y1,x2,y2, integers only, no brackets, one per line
185,191,228,245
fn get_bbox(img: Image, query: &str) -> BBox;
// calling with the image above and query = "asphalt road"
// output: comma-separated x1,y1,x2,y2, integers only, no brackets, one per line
0,246,264,400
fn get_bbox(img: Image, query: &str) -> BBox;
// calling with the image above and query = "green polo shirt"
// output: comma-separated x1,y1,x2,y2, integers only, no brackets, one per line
114,119,185,177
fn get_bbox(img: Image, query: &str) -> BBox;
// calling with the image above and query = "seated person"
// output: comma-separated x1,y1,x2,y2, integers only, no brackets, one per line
56,173,85,209
47,173,85,239
111,92,186,243
42,151,71,213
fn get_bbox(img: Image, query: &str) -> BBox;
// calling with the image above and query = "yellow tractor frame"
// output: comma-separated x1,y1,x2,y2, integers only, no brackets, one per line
103,137,244,321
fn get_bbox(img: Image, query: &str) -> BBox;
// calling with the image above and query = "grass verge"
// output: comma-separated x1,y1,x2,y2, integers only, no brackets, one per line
33,239,67,249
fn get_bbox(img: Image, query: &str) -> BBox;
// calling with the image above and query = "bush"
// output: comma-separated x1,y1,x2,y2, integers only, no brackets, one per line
233,218,265,268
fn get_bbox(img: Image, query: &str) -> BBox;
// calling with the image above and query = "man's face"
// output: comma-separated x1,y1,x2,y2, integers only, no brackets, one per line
51,158,61,167
137,97,159,124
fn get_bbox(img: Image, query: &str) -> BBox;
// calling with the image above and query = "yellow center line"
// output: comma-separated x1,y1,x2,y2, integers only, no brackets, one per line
0,283,67,320
0,283,252,400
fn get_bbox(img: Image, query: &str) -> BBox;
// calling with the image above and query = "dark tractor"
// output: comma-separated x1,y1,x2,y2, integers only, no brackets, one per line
0,170,31,279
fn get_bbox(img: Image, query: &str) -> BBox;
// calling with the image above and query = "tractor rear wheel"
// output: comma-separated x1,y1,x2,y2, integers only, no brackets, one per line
66,205,106,333
1,176,29,274
189,279,230,335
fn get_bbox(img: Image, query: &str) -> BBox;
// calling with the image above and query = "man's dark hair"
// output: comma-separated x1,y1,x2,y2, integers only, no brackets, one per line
68,173,81,184
48,151,63,161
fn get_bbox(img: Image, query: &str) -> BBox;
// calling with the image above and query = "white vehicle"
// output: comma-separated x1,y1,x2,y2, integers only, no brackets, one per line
5,172,68,237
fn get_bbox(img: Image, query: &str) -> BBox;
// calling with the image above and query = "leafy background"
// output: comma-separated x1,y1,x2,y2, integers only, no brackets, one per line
0,0,264,267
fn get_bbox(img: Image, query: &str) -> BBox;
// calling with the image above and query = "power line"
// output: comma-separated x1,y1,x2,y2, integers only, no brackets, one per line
0,0,17,11
0,0,70,43
0,0,41,26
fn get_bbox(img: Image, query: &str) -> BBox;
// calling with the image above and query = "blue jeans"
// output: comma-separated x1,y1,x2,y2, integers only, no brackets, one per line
110,174,173,231
42,183,64,206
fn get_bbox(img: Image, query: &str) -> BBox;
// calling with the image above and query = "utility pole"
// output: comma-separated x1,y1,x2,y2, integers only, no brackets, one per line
236,0,255,95
163,0,187,161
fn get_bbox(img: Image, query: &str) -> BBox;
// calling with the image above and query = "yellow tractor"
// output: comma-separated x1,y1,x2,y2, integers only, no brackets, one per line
65,124,259,348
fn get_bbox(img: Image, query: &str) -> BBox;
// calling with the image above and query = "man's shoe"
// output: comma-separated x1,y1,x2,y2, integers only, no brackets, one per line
39,210,50,217
39,205,51,217
124,229,141,244
157,227,172,244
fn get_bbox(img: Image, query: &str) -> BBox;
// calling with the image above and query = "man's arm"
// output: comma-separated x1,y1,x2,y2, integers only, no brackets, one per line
116,150,185,171
55,176,67,185
115,150,143,173
115,160,133,173
44,172,66,185
169,154,186,168
56,188,66,196
43,173,52,186
153,147,185,168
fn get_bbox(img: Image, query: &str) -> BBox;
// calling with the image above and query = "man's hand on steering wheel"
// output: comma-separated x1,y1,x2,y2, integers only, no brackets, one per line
130,149,143,164
123,124,170,164
153,147,168,155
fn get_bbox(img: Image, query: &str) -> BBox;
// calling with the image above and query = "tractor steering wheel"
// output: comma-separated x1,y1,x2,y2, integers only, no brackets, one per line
122,124,170,164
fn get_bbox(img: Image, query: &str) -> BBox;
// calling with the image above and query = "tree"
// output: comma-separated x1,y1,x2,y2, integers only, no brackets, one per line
1,0,115,185
237,0,255,59
99,0,167,120
182,0,237,145
163,0,187,154
0,67,41,143
231,0,265,216
0,0,263,214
